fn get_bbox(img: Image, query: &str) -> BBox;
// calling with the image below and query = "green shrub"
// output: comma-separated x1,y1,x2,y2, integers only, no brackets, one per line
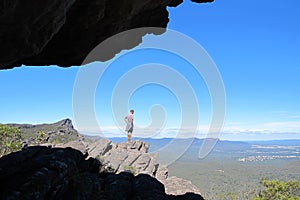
122,165,137,175
216,192,238,200
0,124,23,157
95,155,105,162
36,130,46,144
253,179,300,200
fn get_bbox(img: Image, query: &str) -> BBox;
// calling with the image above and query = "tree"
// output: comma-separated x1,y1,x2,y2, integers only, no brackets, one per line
253,179,300,200
0,124,23,157
36,130,46,144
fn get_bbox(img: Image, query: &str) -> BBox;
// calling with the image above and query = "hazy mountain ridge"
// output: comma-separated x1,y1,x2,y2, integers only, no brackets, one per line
6,118,81,145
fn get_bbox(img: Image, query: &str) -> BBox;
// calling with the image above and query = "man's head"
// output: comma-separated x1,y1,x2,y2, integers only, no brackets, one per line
130,109,134,114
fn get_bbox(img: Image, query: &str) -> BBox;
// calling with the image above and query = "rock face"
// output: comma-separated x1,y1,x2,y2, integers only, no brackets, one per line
0,0,213,69
58,139,156,174
56,138,203,196
0,146,204,200
95,140,155,174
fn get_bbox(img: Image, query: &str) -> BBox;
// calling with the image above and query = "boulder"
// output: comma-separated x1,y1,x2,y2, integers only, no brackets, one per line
99,140,157,175
87,138,113,158
162,176,203,196
156,165,169,180
116,140,149,153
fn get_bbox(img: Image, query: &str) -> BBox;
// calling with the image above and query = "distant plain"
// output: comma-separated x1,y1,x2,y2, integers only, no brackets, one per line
111,138,300,200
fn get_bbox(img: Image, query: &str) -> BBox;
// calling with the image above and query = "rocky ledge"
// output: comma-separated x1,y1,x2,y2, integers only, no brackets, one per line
0,144,204,200
0,0,214,69
56,139,203,196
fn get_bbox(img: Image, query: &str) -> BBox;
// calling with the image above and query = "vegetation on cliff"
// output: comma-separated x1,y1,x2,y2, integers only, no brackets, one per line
0,124,23,157
253,179,300,200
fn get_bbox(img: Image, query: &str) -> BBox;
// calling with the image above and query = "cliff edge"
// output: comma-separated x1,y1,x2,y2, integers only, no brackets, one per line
0,144,204,200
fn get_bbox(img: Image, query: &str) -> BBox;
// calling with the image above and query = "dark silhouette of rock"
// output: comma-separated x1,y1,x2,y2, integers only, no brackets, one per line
191,0,214,3
0,0,213,69
0,146,205,200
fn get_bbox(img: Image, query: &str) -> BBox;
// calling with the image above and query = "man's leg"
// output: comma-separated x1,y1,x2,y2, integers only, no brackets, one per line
127,132,132,142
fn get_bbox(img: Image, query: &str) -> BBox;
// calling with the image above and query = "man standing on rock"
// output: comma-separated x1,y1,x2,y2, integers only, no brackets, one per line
124,109,134,142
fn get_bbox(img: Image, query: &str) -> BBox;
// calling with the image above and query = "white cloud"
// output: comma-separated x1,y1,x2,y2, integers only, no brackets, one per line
263,121,300,129
223,121,300,133
219,121,300,140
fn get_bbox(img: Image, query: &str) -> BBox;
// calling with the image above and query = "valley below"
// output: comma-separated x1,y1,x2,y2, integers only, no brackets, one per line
141,138,300,200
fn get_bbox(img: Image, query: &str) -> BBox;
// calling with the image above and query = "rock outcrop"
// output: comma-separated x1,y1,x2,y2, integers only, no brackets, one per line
0,145,204,200
8,118,81,145
56,138,203,196
0,0,214,69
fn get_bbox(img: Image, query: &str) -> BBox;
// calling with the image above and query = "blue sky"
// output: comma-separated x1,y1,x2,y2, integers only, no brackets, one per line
1,0,300,140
